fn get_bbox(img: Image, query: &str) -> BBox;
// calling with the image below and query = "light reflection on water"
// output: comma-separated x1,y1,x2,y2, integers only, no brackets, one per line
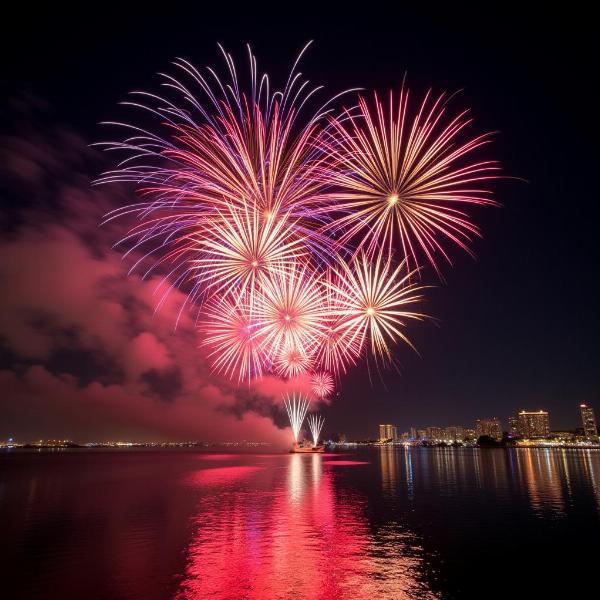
177,452,434,599
1,447,600,598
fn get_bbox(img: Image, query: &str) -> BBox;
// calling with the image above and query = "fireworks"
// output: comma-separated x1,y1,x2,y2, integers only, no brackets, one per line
199,293,262,382
311,372,334,399
191,202,307,302
326,251,425,361
284,394,311,443
307,414,325,447
254,263,326,362
319,90,499,273
100,44,499,414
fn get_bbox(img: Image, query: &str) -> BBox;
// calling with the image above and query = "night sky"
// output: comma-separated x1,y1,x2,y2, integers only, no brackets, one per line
1,5,598,441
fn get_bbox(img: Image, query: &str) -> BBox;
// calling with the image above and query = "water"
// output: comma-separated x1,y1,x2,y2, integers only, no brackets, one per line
1,447,599,599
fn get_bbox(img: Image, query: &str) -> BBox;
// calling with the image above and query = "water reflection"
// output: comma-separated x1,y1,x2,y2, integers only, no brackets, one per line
177,453,435,599
3,448,600,598
377,446,600,518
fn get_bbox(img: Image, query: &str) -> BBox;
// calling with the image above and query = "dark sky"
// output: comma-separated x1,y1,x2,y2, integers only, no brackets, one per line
1,4,598,440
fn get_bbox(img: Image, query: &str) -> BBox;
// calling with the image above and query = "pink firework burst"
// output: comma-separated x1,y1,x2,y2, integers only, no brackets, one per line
199,293,263,382
254,263,326,363
311,371,334,399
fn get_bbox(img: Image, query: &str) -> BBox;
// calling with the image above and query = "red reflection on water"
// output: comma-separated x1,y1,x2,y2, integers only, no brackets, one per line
176,454,430,599
322,460,370,466
197,454,237,461
187,466,263,486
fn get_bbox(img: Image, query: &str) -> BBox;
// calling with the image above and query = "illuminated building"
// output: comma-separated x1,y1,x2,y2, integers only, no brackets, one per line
444,426,465,442
378,424,397,442
425,426,444,441
417,429,426,440
475,418,502,441
517,411,550,438
580,404,598,441
464,428,476,441
508,416,519,437
410,427,417,440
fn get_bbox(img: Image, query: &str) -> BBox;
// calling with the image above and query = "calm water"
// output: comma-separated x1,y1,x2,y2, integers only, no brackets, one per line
1,447,599,599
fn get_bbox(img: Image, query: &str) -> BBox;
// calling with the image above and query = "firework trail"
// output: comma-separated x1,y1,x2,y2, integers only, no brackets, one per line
307,413,325,446
284,394,311,443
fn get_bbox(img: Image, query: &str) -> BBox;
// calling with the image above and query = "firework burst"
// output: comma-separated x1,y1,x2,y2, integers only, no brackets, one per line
326,251,426,361
199,293,263,382
311,371,334,399
100,43,499,403
190,202,307,302
254,263,326,362
98,42,349,309
319,89,499,273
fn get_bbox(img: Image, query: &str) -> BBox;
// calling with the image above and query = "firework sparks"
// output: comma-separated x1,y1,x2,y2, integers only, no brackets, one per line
274,344,313,378
311,371,334,399
191,202,307,302
284,393,311,443
199,293,263,382
326,251,426,361
100,43,498,402
98,43,348,311
254,263,326,362
319,89,499,273
307,413,325,446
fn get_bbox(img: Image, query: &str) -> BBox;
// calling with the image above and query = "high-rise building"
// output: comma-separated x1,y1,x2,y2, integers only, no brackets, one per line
410,427,417,440
508,416,519,438
580,404,598,441
378,424,397,442
475,418,502,441
517,411,550,438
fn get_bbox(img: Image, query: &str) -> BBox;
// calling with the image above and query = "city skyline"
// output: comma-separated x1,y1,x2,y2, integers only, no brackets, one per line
377,402,598,443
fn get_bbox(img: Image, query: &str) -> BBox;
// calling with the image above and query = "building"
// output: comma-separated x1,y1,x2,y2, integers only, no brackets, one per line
379,424,397,442
517,411,550,438
551,430,576,443
580,404,598,441
508,416,519,438
464,428,476,442
410,427,417,440
425,426,444,442
444,426,465,442
475,418,502,441
417,429,426,440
